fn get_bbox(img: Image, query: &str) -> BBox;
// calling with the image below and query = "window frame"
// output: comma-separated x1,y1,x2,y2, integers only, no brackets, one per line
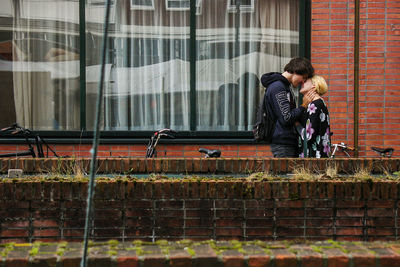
130,0,155,10
227,0,255,13
88,0,115,6
165,0,203,15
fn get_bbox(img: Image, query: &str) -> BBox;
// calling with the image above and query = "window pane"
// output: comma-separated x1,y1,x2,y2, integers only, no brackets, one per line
196,0,299,131
0,0,80,130
167,0,190,9
132,0,153,6
131,0,154,9
87,1,190,130
231,0,252,6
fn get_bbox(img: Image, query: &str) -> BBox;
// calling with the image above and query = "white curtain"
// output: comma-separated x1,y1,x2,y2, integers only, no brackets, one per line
98,0,191,131
104,0,298,131
11,0,80,130
5,0,299,131
196,0,298,131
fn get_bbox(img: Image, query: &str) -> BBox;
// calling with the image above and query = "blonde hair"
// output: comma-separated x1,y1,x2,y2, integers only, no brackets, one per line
311,75,328,95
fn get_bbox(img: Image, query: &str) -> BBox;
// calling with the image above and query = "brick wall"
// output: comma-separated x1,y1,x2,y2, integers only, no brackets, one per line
1,1,399,159
1,179,399,243
1,158,400,174
311,0,400,157
0,144,274,158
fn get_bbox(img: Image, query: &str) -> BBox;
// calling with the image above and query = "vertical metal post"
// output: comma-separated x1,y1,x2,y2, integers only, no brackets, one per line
354,0,360,157
80,0,112,266
299,0,311,59
189,0,196,131
79,0,86,130
298,0,311,108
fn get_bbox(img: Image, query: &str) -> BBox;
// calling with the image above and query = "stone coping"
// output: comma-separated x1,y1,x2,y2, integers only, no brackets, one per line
1,240,400,267
1,157,400,174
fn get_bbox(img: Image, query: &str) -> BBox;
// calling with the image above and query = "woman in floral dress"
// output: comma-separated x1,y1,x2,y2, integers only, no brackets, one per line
298,75,331,158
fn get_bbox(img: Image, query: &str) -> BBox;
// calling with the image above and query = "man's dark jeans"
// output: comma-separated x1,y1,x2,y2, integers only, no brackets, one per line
270,144,298,158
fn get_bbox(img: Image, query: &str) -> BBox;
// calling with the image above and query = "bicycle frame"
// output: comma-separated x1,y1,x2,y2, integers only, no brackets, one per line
145,128,176,158
0,124,58,158
330,142,353,158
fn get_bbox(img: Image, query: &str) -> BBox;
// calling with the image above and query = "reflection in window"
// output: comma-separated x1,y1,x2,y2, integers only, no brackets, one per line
0,0,80,130
196,0,299,131
130,0,154,10
89,0,115,6
227,0,254,13
94,0,299,131
0,0,300,132
165,0,203,14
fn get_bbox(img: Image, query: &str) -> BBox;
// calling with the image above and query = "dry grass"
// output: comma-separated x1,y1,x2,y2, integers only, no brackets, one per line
47,157,88,179
245,172,275,181
352,166,373,181
322,161,338,179
292,166,316,180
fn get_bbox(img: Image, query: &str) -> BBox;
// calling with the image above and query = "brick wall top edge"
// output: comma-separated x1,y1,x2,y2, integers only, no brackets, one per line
0,240,399,265
1,157,399,174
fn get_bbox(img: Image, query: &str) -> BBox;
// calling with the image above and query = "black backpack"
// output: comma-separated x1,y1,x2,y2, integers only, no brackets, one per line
253,93,275,143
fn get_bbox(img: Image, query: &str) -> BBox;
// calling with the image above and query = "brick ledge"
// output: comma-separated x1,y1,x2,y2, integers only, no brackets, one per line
0,157,399,174
1,240,400,267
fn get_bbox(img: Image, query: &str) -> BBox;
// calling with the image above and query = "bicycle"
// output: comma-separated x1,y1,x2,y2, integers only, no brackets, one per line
330,142,355,158
371,147,394,158
330,142,395,158
145,128,176,158
0,123,59,158
198,148,221,158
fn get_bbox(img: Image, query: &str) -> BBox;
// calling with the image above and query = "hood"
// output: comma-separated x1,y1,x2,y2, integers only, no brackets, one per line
261,72,290,89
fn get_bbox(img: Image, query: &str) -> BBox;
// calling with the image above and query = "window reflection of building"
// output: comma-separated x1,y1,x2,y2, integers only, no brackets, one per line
0,0,299,131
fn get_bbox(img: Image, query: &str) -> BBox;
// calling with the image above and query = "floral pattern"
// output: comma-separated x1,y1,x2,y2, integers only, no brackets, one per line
299,98,331,158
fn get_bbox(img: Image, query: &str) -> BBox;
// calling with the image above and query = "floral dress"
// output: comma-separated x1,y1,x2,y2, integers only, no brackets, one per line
298,98,331,158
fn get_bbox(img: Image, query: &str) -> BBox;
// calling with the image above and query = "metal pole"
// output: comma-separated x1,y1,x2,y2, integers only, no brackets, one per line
189,0,196,131
79,0,86,130
354,0,360,157
80,0,112,266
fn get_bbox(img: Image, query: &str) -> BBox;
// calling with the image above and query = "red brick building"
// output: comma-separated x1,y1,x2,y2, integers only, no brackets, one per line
0,0,399,158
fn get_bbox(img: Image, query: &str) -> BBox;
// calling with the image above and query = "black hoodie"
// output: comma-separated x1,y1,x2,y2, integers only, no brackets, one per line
261,72,305,146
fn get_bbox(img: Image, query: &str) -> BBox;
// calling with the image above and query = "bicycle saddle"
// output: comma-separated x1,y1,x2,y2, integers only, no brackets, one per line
199,148,221,158
371,147,394,157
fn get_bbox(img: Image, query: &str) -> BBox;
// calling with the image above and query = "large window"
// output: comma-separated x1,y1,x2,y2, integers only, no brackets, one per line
0,0,303,134
0,0,80,130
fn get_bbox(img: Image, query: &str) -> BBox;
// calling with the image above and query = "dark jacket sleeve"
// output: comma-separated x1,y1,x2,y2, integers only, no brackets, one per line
267,83,305,127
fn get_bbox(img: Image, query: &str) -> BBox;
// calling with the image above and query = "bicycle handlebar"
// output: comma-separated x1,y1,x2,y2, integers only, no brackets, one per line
145,128,177,158
332,142,354,150
0,123,31,135
0,123,18,132
0,123,59,158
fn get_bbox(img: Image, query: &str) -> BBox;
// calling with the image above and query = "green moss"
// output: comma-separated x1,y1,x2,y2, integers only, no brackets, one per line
0,243,15,258
310,245,323,254
107,250,118,256
29,242,41,257
56,242,67,257
327,240,349,253
132,240,143,246
133,247,144,256
185,247,196,257
107,239,119,248
176,240,193,246
155,240,169,246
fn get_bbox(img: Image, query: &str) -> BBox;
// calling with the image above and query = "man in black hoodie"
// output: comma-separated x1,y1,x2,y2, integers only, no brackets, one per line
261,58,315,157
